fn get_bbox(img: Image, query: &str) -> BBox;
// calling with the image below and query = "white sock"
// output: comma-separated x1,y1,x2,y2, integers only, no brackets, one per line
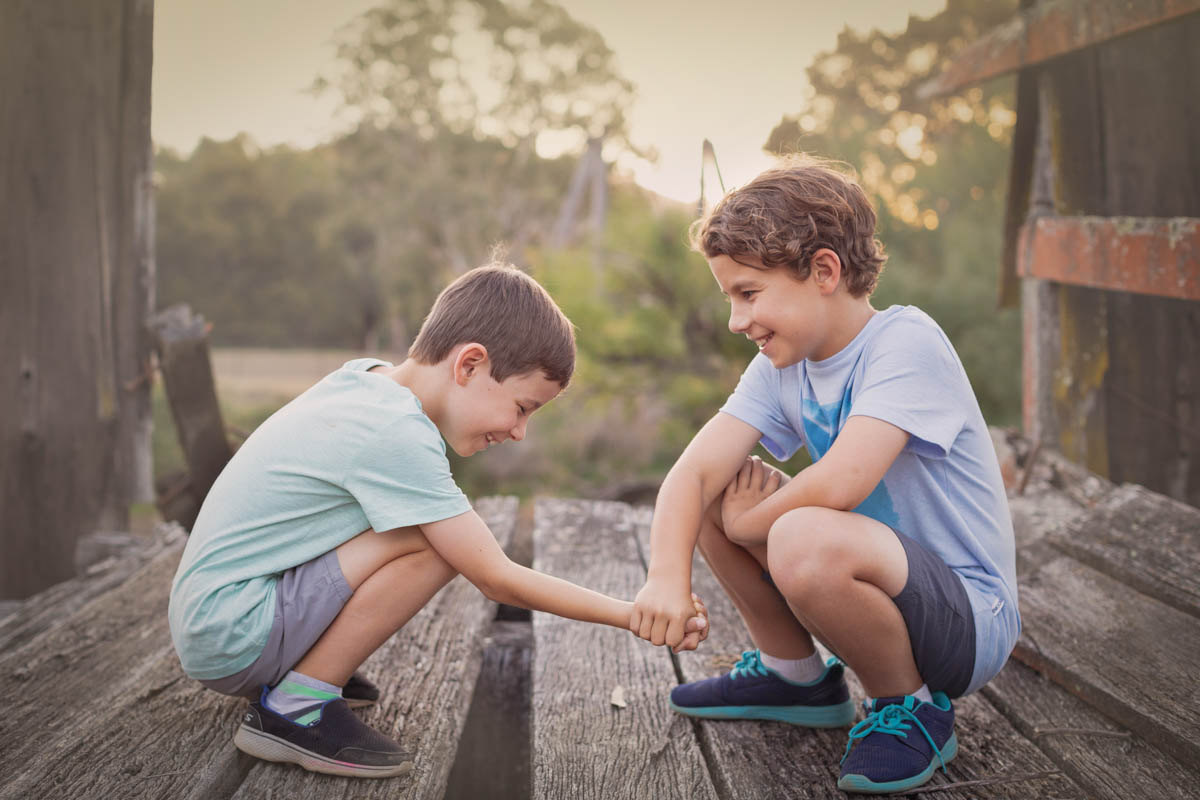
759,649,825,683
913,684,934,704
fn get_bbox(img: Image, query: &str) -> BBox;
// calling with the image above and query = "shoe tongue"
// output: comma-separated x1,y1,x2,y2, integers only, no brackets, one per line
871,695,916,712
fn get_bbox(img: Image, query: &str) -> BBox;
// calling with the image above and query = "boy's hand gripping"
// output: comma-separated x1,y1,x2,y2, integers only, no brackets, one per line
721,455,783,544
673,593,709,654
631,580,707,650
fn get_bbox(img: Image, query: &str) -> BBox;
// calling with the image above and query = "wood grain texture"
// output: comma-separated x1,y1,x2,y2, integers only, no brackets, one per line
985,659,1200,800
0,542,189,797
2,496,517,800
0,0,154,598
0,527,180,653
1015,551,1200,768
231,495,519,800
1048,483,1200,619
631,509,1081,800
531,499,718,800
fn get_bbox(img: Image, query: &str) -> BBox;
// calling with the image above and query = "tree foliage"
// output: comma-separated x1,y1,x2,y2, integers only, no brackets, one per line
765,0,1022,423
156,136,366,347
318,0,638,349
154,0,1027,496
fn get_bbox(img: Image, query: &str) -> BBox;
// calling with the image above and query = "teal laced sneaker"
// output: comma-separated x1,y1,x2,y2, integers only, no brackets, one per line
669,649,855,727
838,693,957,794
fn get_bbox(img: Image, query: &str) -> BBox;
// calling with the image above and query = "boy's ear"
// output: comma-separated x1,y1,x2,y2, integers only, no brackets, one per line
453,343,490,386
810,248,842,295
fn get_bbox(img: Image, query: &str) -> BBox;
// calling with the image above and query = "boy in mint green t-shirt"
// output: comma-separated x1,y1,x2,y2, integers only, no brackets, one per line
169,264,707,778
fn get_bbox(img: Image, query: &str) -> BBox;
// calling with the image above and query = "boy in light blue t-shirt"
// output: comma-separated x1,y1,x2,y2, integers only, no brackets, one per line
169,264,708,779
631,156,1019,794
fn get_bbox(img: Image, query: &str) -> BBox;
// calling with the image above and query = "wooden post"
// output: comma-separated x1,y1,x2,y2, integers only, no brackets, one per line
148,305,233,529
0,0,155,599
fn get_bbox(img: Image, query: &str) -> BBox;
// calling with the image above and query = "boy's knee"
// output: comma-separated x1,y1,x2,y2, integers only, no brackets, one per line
767,508,851,596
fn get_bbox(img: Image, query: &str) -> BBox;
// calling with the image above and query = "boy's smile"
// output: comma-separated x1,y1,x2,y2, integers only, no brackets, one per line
449,364,562,457
709,253,832,367
708,252,876,367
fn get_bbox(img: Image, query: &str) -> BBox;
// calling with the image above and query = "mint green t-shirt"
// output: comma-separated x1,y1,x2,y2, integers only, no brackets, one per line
168,358,472,680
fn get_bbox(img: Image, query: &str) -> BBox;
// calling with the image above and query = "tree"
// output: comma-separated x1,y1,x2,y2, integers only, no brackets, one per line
319,0,639,349
155,137,364,348
764,0,1023,423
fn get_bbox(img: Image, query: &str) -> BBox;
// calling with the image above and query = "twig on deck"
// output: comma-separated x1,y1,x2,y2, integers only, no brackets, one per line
890,769,1064,796
1034,726,1132,739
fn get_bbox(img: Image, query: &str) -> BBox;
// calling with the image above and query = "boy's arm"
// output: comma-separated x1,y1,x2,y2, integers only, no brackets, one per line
422,509,708,634
632,412,764,647
722,414,910,544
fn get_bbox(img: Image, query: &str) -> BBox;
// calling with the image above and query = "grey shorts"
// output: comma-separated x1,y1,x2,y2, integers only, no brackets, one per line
199,549,354,698
763,528,976,698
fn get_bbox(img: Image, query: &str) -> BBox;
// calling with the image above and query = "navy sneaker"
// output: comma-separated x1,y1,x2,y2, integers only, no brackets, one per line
233,688,413,778
669,649,855,727
838,693,957,794
343,671,380,709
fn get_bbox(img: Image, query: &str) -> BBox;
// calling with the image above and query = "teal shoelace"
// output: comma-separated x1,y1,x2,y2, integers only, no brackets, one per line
729,649,770,679
841,701,948,772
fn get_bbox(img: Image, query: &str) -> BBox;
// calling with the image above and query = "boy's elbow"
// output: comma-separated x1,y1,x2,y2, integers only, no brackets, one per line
472,561,520,606
808,466,864,513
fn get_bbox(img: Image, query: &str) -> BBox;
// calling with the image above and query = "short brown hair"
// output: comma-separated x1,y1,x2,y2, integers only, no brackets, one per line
409,264,575,387
690,154,886,296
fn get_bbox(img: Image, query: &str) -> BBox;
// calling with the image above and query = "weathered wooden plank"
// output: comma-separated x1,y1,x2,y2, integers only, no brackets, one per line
1,647,253,800
0,542,185,790
918,0,1200,99
1047,483,1200,619
0,526,181,653
1016,216,1200,301
231,495,520,800
0,0,153,599
531,499,718,800
1014,551,1200,768
636,511,1080,799
2,496,518,800
984,658,1200,800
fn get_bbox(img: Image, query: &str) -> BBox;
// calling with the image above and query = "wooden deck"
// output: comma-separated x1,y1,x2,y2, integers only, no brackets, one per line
2,446,1198,798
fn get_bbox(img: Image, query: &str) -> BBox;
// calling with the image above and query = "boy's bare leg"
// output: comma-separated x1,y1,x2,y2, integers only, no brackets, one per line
696,497,817,659
767,507,922,697
293,526,457,687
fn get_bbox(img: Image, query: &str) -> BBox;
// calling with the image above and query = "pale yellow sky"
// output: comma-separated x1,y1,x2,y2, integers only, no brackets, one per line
152,0,946,203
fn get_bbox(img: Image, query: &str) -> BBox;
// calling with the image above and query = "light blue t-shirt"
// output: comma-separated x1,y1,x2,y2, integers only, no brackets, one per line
169,358,472,680
720,305,1020,694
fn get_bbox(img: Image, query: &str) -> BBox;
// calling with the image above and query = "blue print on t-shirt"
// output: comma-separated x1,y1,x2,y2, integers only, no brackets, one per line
801,393,901,530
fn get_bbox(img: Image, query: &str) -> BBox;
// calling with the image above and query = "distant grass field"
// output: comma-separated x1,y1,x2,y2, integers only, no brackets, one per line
153,348,401,481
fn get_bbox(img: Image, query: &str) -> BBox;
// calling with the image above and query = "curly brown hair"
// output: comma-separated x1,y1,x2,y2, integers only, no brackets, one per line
689,154,886,297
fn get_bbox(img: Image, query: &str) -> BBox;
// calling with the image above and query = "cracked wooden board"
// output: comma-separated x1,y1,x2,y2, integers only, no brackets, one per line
531,499,718,800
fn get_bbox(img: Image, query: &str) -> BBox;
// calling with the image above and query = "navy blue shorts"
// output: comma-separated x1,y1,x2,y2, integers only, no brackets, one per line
764,529,976,698
890,532,976,698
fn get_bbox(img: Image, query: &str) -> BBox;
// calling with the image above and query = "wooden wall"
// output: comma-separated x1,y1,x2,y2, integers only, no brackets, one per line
1022,14,1200,506
0,0,155,598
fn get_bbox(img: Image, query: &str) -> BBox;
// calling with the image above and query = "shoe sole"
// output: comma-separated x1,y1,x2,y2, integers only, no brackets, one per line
668,698,856,727
836,732,958,794
344,697,376,709
233,723,413,778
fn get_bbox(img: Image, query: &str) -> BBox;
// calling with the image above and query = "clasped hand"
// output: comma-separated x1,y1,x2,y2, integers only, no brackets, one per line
630,585,709,653
721,455,783,544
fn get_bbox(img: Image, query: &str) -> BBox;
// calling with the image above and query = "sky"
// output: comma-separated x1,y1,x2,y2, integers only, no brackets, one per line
152,0,946,204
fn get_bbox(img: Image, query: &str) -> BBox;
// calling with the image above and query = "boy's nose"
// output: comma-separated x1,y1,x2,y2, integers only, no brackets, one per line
510,418,527,442
728,306,749,334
